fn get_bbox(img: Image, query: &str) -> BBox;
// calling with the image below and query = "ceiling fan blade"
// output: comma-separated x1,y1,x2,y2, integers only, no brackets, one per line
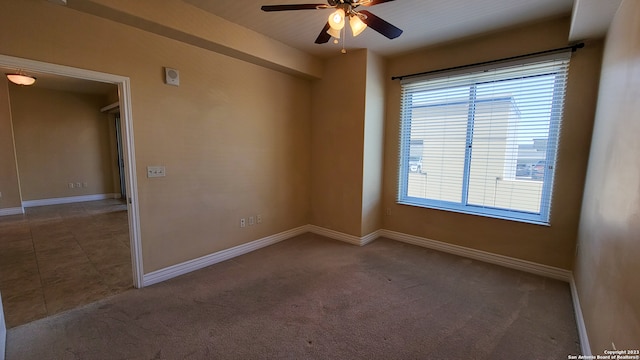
360,0,396,6
261,4,328,11
358,10,403,39
314,22,332,44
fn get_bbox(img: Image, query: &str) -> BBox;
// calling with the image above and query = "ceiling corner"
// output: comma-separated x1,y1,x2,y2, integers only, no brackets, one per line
569,0,623,41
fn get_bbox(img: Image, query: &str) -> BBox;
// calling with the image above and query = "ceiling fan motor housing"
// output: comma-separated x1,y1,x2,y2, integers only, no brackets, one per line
328,0,361,6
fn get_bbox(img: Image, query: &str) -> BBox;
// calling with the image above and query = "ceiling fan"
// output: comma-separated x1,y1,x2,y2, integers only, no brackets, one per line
261,0,402,45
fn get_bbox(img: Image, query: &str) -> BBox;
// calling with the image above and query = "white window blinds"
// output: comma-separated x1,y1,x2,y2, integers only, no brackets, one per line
398,52,571,224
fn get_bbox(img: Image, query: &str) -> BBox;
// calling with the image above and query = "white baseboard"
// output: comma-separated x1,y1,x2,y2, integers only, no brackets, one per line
361,230,382,246
379,229,572,282
22,193,120,208
144,224,572,287
307,225,381,246
143,225,309,287
570,275,592,356
137,223,590,357
0,207,24,217
140,223,586,354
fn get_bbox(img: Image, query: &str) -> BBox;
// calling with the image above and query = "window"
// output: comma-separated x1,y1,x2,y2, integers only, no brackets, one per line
398,53,571,225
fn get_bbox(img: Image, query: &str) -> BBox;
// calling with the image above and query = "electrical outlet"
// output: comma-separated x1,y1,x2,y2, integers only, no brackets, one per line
75,182,81,188
83,182,88,188
240,218,246,228
386,208,391,216
257,214,262,224
69,183,75,189
249,216,255,226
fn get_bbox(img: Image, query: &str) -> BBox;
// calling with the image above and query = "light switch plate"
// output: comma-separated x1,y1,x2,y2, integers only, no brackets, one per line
147,166,166,178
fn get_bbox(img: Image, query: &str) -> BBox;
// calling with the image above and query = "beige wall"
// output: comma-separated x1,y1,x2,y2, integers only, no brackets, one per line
65,0,323,79
9,86,117,201
310,49,385,237
0,0,312,273
0,79,21,210
574,0,640,353
311,50,367,236
361,51,385,235
0,0,616,293
383,17,603,269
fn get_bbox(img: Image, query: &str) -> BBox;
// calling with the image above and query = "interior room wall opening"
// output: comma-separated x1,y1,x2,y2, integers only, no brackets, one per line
0,63,138,328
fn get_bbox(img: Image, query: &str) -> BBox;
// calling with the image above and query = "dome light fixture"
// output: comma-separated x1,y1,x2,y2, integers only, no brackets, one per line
6,72,37,86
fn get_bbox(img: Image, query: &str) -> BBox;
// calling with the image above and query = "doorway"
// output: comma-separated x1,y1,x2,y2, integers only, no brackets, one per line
0,54,143,325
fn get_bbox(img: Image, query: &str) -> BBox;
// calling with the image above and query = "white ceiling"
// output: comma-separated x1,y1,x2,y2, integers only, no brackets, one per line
8,0,620,95
570,0,622,41
183,0,574,58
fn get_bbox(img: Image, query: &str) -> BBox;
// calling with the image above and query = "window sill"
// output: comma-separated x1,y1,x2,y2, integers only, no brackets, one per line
396,199,551,227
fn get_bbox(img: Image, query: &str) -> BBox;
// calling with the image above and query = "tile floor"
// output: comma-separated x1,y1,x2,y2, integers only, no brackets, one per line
0,199,132,328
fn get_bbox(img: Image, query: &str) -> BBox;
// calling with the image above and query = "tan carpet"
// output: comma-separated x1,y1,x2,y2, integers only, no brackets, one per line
6,233,580,359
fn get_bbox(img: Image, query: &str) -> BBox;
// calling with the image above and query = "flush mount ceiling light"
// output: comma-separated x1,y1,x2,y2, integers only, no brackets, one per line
6,72,37,86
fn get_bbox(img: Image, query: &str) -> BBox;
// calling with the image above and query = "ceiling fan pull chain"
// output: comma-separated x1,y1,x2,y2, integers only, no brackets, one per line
341,26,347,53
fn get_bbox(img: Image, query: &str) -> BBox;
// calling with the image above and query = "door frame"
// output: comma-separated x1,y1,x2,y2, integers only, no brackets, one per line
113,114,127,200
0,54,144,288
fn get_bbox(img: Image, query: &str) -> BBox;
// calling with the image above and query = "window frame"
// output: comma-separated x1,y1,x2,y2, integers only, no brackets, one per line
397,53,571,225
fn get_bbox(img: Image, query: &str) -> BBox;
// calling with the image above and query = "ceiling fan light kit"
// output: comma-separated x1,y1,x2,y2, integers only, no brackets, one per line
327,26,341,39
261,0,402,52
349,14,367,36
328,8,345,30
